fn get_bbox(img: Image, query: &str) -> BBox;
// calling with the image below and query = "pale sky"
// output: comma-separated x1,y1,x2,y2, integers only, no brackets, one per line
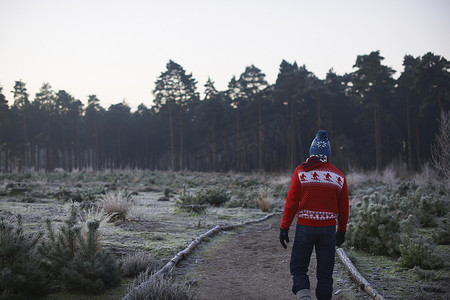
1,0,449,111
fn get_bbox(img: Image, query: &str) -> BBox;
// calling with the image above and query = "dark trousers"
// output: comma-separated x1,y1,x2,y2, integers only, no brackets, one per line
290,224,336,300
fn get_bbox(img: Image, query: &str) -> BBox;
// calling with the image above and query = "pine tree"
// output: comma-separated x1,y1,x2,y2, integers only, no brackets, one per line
0,215,48,298
38,206,121,294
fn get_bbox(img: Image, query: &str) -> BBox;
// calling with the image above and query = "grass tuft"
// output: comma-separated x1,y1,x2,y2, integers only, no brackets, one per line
99,189,134,222
127,273,193,300
121,251,163,278
257,186,274,212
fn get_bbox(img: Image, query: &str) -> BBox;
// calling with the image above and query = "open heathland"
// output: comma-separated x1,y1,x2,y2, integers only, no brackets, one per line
0,168,448,299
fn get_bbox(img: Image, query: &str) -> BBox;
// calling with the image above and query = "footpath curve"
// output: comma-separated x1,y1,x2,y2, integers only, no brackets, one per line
124,214,384,300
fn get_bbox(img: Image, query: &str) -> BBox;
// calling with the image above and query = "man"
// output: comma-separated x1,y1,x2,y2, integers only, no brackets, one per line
279,130,349,300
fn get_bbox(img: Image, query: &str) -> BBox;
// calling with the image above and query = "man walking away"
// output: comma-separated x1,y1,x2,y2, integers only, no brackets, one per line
279,130,349,300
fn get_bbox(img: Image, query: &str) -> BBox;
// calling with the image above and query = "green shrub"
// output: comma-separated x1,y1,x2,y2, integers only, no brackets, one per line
348,198,401,257
394,182,418,197
177,187,229,212
399,238,443,269
178,187,197,205
432,213,450,245
398,215,444,270
38,206,121,294
195,188,230,206
0,215,48,299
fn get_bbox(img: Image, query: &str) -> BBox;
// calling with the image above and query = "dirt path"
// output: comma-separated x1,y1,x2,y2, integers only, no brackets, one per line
177,215,371,300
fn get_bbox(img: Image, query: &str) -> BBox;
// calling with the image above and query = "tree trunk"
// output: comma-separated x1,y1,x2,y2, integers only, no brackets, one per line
405,94,413,170
22,112,28,169
179,105,184,170
61,118,67,170
4,146,8,173
317,93,322,129
235,109,240,171
168,104,175,170
46,116,52,171
210,125,217,172
373,93,382,170
258,97,263,170
289,97,296,167
414,115,421,170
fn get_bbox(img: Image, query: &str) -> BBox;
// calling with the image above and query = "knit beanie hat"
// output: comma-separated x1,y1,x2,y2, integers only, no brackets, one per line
309,130,331,157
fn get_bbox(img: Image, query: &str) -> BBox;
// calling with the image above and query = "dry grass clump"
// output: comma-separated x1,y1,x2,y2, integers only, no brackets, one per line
257,186,274,212
127,273,193,300
80,207,112,237
121,252,163,278
98,190,134,222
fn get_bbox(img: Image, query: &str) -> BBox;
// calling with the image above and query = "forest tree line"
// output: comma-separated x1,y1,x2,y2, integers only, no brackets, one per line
0,51,449,173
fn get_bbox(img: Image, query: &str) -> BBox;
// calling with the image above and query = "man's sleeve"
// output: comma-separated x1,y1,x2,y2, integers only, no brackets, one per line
280,167,301,230
337,177,349,232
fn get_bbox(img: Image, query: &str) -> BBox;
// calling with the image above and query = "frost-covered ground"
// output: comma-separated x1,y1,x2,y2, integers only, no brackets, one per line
1,168,448,299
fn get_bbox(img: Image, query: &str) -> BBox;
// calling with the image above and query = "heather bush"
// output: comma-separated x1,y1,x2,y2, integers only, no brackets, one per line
0,215,48,299
121,251,163,278
127,272,193,300
38,206,121,294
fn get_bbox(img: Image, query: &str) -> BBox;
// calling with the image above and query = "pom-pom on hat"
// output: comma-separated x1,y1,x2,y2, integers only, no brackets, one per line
309,130,331,157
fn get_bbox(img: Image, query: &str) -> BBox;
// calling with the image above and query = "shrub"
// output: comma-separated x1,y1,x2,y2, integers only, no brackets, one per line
398,215,444,270
99,189,134,222
177,187,230,212
348,198,401,257
195,188,230,207
225,190,258,209
38,206,121,294
177,187,207,214
121,252,163,278
399,238,443,270
432,213,450,245
127,272,193,300
178,187,197,205
0,215,48,298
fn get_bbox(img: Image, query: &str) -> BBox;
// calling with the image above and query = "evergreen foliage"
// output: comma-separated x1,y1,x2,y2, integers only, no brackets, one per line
348,195,401,257
432,213,450,245
38,206,121,294
0,215,48,299
178,187,229,207
195,188,230,206
1,52,448,173
347,177,448,268
399,238,443,270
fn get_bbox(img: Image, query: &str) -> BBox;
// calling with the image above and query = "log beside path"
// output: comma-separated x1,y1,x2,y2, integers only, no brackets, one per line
122,212,279,300
336,248,386,300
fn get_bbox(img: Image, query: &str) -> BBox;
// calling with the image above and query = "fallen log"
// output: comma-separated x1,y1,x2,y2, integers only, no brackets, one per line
336,248,385,300
122,212,279,300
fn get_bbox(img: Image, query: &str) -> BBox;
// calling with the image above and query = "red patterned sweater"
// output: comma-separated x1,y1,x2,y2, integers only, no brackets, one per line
281,156,349,232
